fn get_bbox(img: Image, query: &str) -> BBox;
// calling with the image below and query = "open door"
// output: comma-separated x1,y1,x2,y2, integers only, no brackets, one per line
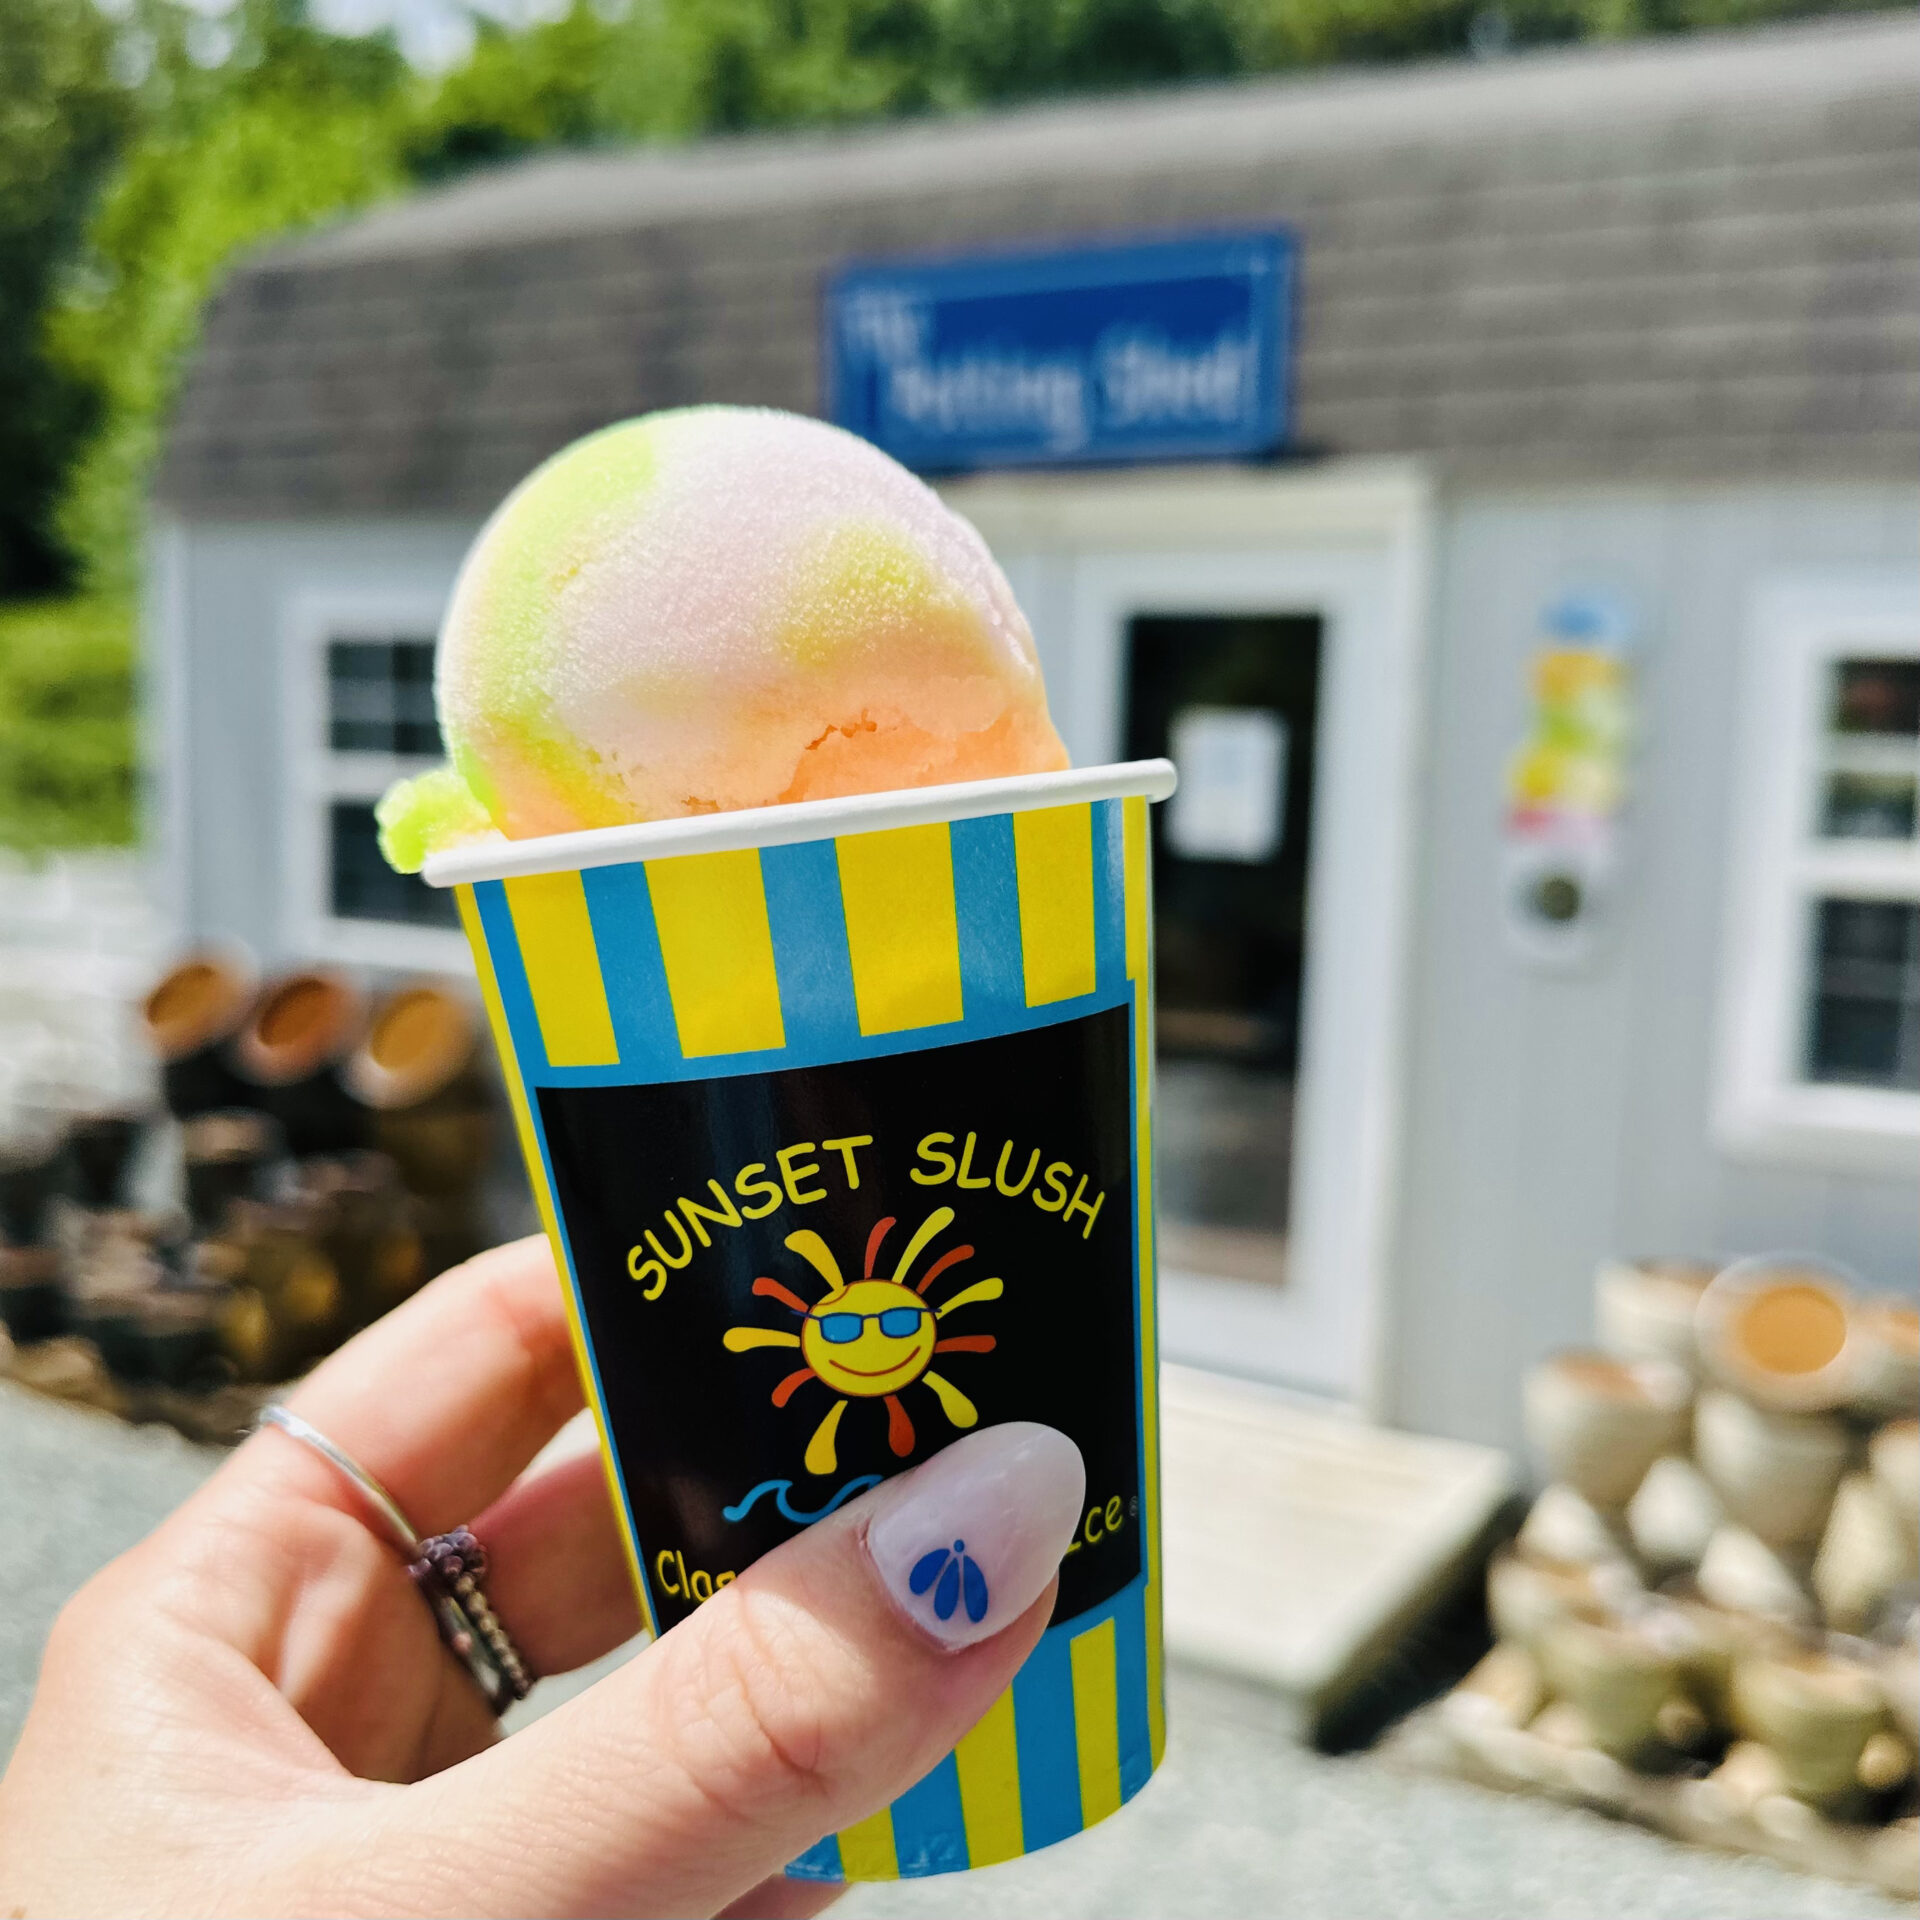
946,467,1429,1410
1125,613,1323,1292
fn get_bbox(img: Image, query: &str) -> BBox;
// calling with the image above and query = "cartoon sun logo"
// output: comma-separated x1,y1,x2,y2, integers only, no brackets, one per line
722,1205,1001,1476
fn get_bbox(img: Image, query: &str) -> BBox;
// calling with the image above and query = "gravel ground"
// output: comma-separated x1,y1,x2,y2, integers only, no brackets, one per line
1,1380,1906,1919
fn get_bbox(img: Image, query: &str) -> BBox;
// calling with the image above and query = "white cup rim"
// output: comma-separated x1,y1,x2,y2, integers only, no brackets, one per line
423,759,1178,887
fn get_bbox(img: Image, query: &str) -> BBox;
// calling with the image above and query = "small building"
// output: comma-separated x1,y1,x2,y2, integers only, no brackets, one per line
151,13,1920,1451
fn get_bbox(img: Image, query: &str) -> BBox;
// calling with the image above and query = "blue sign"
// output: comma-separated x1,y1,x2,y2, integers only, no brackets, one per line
826,231,1295,472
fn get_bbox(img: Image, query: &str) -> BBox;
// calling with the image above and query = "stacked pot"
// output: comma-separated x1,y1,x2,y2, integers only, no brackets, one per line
1477,1254,1918,1839
0,952,497,1401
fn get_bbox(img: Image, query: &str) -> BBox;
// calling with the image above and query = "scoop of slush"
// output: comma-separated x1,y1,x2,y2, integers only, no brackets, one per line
379,407,1067,868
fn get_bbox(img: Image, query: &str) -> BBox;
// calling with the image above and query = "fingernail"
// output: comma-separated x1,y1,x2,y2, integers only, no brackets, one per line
865,1423,1085,1650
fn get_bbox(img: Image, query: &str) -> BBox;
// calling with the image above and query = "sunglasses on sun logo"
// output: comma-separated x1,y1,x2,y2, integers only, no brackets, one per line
811,1306,930,1344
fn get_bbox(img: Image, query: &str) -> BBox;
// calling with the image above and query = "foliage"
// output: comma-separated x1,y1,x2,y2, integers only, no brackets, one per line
0,0,1894,846
47,1,410,596
0,0,130,597
0,597,136,849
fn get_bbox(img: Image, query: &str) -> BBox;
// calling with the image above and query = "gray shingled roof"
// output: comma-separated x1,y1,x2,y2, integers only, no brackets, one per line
158,13,1920,516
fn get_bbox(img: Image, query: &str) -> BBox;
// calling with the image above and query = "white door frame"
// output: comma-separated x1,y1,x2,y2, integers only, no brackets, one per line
944,460,1434,1411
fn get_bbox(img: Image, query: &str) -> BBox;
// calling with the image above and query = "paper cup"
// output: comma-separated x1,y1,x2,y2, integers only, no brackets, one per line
426,761,1175,1882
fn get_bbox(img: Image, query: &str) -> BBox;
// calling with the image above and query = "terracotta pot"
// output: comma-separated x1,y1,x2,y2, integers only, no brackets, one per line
1447,1644,1546,1730
231,973,367,1158
1484,1548,1638,1650
117,1289,223,1388
1882,1643,1919,1747
215,1285,276,1383
1626,1454,1723,1574
0,1245,64,1342
345,985,492,1199
0,1126,67,1245
1693,1388,1851,1551
1656,1595,1792,1728
1522,1350,1690,1509
1536,1609,1682,1760
55,1208,188,1299
222,1200,345,1377
182,1109,283,1232
1730,1652,1888,1807
1694,1525,1817,1625
61,1109,149,1210
1869,1420,1918,1540
1700,1739,1790,1818
1813,1472,1917,1634
343,984,479,1110
1851,1298,1919,1420
292,1153,426,1329
1594,1257,1716,1371
1516,1482,1634,1567
142,951,257,1119
1696,1255,1862,1414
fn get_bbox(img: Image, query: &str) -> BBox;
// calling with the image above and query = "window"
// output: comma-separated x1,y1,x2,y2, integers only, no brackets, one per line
284,598,468,969
1717,574,1920,1169
327,639,440,756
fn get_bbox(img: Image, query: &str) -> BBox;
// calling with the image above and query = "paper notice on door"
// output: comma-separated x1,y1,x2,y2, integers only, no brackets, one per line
1166,706,1288,863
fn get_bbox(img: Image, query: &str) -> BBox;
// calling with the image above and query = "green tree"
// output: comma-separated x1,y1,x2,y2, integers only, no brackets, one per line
48,1,411,595
0,0,130,596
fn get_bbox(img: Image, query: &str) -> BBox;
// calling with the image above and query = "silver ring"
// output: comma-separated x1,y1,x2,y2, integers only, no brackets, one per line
254,1403,535,1713
256,1404,417,1552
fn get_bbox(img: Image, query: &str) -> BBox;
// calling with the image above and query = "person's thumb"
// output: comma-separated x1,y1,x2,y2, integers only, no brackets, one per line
358,1422,1085,1918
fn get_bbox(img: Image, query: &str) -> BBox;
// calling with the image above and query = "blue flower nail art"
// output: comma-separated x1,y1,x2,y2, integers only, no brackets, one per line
909,1538,989,1624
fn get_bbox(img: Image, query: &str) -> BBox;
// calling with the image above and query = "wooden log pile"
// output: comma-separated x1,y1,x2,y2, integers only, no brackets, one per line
0,954,500,1441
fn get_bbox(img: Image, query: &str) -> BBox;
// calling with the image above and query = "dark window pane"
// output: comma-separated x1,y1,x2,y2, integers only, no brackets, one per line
1805,897,1920,1090
1830,659,1920,738
327,638,440,756
329,800,458,928
1822,772,1918,840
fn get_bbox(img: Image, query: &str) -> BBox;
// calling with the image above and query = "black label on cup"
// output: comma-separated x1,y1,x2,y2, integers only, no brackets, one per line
538,1005,1140,1633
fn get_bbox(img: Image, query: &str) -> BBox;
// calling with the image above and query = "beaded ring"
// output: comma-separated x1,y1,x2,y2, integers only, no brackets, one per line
408,1527,534,1710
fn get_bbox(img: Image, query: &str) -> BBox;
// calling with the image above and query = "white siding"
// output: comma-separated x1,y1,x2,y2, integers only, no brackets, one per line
1390,481,1920,1450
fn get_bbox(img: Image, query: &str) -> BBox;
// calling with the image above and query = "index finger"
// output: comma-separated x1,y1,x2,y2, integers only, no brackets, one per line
262,1234,588,1536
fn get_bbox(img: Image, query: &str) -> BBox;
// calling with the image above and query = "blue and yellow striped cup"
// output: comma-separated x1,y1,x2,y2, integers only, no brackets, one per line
425,760,1175,1881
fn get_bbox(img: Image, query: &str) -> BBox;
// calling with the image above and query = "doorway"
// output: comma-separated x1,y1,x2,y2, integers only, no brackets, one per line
944,463,1430,1408
1124,614,1324,1291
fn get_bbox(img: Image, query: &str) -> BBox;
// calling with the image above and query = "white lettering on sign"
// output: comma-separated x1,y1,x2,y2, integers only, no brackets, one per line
867,325,1258,452
1099,330,1254,427
888,352,1089,451
1166,706,1289,864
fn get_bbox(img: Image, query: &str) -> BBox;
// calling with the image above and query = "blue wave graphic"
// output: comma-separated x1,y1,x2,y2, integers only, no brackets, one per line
723,1474,882,1526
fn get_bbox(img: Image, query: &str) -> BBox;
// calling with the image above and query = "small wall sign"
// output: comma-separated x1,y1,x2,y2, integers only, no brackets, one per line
1500,592,1638,967
826,231,1295,472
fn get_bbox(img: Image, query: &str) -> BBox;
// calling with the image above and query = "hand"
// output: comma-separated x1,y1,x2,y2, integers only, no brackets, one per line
0,1237,1084,1917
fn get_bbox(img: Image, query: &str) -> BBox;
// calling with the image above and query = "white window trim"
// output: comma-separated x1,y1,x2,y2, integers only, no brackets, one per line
281,590,472,974
1715,569,1920,1175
